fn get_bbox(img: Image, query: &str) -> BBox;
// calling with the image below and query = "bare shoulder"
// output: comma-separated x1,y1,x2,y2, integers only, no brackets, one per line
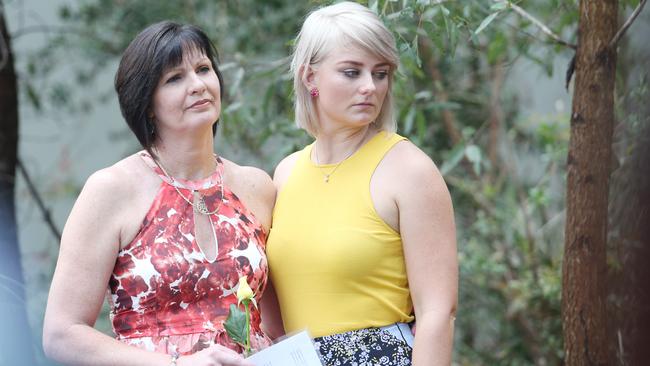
222,158,275,199
82,160,130,202
379,139,451,202
82,153,149,200
387,140,441,178
273,151,301,191
76,153,160,231
61,153,152,249
221,158,275,229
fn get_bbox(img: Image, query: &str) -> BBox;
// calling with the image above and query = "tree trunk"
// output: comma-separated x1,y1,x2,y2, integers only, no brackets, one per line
0,3,38,363
562,1,618,365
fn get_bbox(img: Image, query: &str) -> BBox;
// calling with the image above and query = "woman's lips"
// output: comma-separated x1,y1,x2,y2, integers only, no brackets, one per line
188,99,211,109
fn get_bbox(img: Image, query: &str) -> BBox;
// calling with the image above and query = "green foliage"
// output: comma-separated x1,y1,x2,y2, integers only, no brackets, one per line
16,0,574,363
20,0,316,165
225,303,249,346
18,0,643,364
373,1,574,363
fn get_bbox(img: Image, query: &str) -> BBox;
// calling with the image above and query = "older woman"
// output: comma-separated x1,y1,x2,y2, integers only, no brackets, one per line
43,21,274,366
266,2,458,365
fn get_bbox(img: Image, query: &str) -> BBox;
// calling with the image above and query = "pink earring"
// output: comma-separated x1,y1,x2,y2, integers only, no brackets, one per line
310,87,319,98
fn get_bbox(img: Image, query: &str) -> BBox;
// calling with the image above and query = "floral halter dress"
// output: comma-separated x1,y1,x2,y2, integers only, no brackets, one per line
107,151,271,355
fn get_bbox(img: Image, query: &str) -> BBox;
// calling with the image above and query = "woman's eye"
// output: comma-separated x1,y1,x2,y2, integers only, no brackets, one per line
342,69,360,78
165,74,181,83
373,71,389,80
198,65,211,73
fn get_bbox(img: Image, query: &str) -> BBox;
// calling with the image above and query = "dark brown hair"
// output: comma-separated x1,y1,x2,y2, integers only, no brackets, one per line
115,21,224,153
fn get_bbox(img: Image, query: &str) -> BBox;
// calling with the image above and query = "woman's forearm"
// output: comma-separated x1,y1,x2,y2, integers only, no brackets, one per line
43,322,170,366
411,312,455,366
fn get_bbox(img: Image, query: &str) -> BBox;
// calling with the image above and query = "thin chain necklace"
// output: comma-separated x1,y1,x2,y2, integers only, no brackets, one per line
313,133,369,183
153,152,224,215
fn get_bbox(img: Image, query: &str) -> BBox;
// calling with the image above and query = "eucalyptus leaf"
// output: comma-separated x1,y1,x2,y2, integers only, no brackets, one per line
25,83,42,111
490,1,509,11
465,145,482,174
404,106,417,134
465,145,481,163
440,144,466,175
414,90,432,100
474,11,500,35
415,110,427,139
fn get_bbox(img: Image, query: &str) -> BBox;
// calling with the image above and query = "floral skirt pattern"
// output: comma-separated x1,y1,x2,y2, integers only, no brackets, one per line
313,323,413,366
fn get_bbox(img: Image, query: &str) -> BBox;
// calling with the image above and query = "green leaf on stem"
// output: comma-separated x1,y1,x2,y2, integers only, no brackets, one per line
474,12,500,36
490,1,509,12
224,304,248,346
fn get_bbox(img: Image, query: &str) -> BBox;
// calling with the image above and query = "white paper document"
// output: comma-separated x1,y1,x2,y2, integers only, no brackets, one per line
247,331,323,366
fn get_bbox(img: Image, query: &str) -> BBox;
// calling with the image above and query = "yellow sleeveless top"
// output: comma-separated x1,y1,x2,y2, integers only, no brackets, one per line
266,131,414,337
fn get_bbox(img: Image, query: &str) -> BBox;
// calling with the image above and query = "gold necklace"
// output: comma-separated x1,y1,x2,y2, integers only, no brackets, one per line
154,154,224,215
313,136,367,183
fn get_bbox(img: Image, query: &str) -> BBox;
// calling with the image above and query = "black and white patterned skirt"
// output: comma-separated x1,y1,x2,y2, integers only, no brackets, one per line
313,323,414,366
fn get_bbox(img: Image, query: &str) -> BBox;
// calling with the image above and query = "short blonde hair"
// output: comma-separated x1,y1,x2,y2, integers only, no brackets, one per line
290,1,399,137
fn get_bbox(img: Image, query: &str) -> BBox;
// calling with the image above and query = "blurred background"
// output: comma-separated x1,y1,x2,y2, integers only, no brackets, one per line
1,0,648,365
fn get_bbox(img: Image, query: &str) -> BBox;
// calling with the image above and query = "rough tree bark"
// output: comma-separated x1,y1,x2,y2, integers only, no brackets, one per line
562,1,618,365
0,3,37,363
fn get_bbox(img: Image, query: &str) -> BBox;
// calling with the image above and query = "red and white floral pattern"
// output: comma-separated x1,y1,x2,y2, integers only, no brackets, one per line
107,152,270,355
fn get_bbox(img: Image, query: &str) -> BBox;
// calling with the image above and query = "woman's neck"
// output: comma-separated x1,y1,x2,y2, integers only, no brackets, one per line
152,132,217,181
313,125,377,164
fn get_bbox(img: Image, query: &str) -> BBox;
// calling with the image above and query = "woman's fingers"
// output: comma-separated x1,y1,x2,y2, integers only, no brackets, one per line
176,343,255,366
209,344,253,366
213,352,253,366
211,344,240,356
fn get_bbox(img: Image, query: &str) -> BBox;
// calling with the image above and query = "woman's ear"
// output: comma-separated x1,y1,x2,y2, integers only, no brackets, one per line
300,64,317,90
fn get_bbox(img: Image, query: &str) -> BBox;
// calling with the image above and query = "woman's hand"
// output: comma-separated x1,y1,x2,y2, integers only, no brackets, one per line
177,344,254,366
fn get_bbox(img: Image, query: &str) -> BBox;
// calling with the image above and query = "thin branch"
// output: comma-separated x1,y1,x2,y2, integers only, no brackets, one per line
503,20,561,49
510,2,577,50
16,157,62,242
609,0,647,49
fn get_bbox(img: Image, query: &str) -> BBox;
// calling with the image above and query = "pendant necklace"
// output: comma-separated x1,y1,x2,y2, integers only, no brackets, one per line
154,153,224,215
313,149,353,183
313,134,368,183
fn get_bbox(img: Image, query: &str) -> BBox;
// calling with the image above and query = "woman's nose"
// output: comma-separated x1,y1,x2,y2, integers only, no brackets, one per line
359,73,377,94
188,72,207,94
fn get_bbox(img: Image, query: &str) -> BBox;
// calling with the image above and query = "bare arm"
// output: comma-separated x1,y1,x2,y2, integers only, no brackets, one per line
226,163,285,340
223,162,276,231
395,144,458,366
257,152,303,340
43,169,174,366
43,168,252,366
259,279,285,340
272,151,300,193
258,153,306,340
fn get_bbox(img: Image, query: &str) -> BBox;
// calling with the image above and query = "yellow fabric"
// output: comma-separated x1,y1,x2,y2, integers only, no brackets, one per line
267,131,414,337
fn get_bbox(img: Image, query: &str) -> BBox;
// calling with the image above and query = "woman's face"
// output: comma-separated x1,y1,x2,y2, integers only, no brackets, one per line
309,44,390,132
151,47,221,137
